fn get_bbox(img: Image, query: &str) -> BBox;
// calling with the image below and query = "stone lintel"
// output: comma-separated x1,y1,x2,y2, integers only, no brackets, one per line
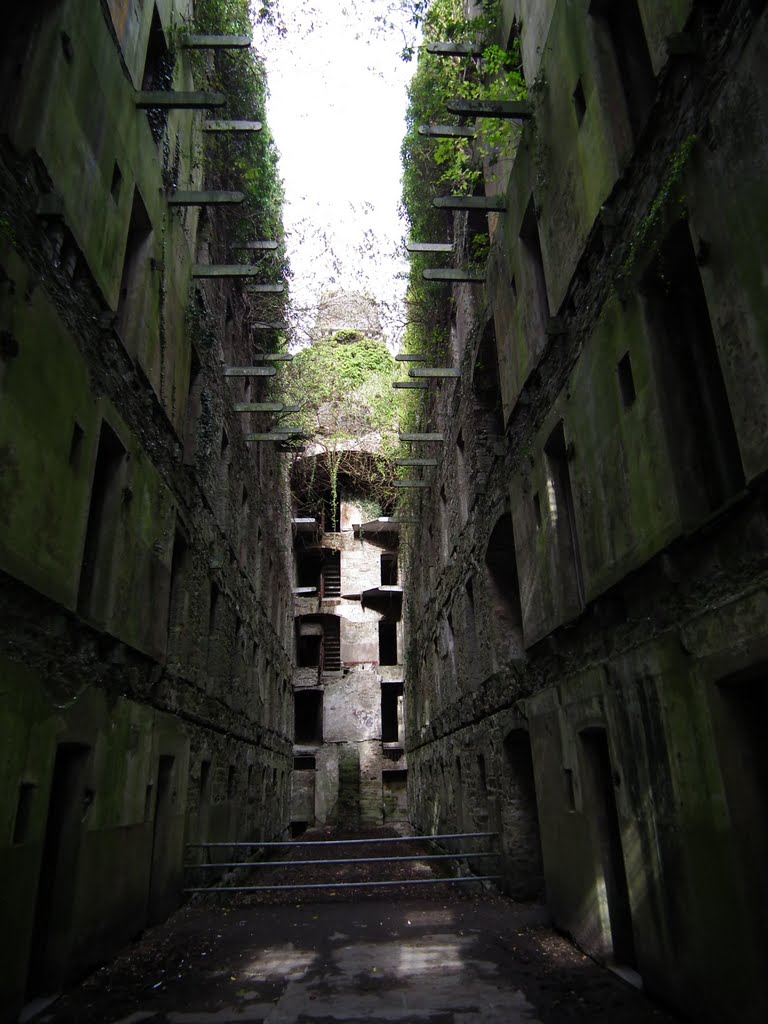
223,367,277,377
233,403,285,413
395,458,439,467
136,90,225,108
446,98,533,119
393,382,429,390
230,240,279,250
245,283,285,293
423,269,485,283
192,265,264,277
203,120,263,132
393,480,431,489
407,242,453,253
395,354,430,362
180,34,251,48
419,125,476,138
433,195,506,211
399,433,445,442
409,368,461,378
426,41,484,57
167,191,244,206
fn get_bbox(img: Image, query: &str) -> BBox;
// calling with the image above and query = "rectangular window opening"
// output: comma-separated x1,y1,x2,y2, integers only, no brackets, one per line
618,352,636,409
294,690,323,744
378,621,398,666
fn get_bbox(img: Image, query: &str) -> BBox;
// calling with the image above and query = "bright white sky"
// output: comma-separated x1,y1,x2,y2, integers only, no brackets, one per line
254,0,421,347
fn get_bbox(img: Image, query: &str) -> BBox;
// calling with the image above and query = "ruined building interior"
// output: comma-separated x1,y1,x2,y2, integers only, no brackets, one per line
1,1,767,1023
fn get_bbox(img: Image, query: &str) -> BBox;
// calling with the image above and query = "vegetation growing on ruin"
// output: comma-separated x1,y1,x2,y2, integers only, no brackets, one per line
279,332,400,529
190,0,290,292
399,0,524,360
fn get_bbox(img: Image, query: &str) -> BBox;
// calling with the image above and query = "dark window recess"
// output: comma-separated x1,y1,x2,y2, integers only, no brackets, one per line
573,78,587,124
77,421,126,619
545,421,585,607
291,821,308,838
485,513,523,656
590,0,655,139
381,682,404,743
296,630,321,667
293,756,317,771
643,222,744,516
382,769,408,783
116,188,152,352
618,352,636,408
166,529,189,642
520,197,550,338
12,782,36,845
183,346,202,465
294,690,323,744
110,161,122,202
380,553,398,586
141,6,173,144
533,492,542,529
68,422,84,470
472,319,505,438
378,621,398,666
296,548,323,590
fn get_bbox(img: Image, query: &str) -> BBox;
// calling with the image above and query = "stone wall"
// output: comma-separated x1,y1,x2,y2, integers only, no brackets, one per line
0,1,293,1013
404,3,768,1024
290,497,406,828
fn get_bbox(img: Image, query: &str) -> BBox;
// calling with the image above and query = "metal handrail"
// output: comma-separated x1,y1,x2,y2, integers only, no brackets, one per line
185,831,497,849
185,875,501,894
186,852,497,869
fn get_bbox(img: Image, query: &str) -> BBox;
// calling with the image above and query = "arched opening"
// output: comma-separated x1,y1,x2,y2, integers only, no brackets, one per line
484,512,524,665
502,729,543,899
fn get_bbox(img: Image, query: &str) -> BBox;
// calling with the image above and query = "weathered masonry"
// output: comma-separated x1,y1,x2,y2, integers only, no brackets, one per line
403,2,768,1024
0,1,293,1013
291,484,406,832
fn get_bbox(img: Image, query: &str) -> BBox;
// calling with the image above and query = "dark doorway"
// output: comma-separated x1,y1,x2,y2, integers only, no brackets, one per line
580,728,636,965
381,681,404,744
545,421,585,607
503,729,543,898
26,743,90,996
643,222,744,518
147,755,176,925
590,0,655,139
294,690,323,744
378,621,398,666
485,512,524,664
77,421,126,620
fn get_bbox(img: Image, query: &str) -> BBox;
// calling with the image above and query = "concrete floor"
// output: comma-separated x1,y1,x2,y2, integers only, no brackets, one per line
37,896,680,1024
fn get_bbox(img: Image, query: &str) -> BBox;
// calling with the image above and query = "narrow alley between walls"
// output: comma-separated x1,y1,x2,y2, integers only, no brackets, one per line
1,2,767,1024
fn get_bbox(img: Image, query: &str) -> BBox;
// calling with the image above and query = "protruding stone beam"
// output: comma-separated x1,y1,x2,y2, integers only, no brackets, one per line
395,458,439,467
136,91,225,109
245,430,304,441
180,34,251,48
399,432,445,442
426,41,484,57
446,98,533,120
419,125,475,138
293,586,318,594
423,268,485,283
407,242,453,253
168,191,244,206
233,402,286,413
203,120,262,133
223,366,277,377
252,321,288,330
409,368,461,378
393,381,428,390
393,480,431,489
433,195,506,212
192,265,269,278
231,241,279,250
250,353,293,362
245,283,285,293
395,354,430,362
